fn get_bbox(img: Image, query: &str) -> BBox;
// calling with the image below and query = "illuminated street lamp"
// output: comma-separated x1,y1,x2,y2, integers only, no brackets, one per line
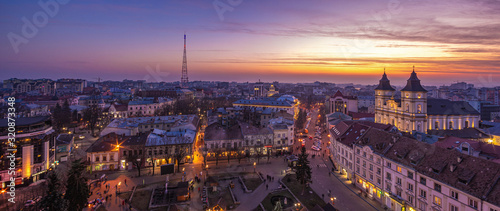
330,197,336,205
253,162,256,173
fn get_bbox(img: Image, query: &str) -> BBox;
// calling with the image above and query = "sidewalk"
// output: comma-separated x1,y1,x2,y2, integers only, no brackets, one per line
322,157,386,211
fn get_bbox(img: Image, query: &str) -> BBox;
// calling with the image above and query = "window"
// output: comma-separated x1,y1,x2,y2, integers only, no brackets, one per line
408,195,414,205
434,183,441,192
419,189,426,199
139,150,142,155
408,171,413,179
386,183,391,191
96,156,99,162
123,151,127,156
396,189,402,197
356,167,360,173
377,168,381,175
417,104,422,113
362,170,366,177
450,204,458,211
386,172,392,181
451,190,458,200
110,155,114,161
465,121,469,128
396,177,402,185
419,201,426,211
449,121,454,130
357,158,360,164
420,177,426,185
387,162,392,168
363,152,367,157
406,103,409,112
407,183,414,191
397,166,402,173
370,174,373,181
377,178,381,185
434,196,442,206
370,155,373,160
363,161,366,167
369,164,373,171
468,199,478,209
435,121,439,130
357,149,360,154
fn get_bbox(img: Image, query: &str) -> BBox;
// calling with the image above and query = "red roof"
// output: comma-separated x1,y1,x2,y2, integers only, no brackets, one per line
348,112,375,120
332,90,344,98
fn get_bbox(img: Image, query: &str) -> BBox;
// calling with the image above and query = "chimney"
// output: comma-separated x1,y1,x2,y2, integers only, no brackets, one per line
450,164,457,172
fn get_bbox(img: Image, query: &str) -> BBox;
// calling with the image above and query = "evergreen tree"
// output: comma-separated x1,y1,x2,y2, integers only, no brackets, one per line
40,172,68,211
295,146,312,195
64,159,89,211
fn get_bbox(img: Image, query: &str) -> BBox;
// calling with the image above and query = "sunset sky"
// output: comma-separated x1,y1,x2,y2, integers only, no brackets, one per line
1,0,500,86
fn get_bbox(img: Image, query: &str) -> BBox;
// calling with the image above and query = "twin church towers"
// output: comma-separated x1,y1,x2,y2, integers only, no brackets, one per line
374,67,479,133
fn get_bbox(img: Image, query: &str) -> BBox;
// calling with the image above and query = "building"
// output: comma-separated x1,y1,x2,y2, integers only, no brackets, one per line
375,69,480,133
55,134,74,162
101,115,200,137
267,84,279,97
203,123,244,160
0,116,56,188
254,81,265,97
109,103,128,118
329,120,500,211
326,90,358,115
144,128,196,167
3,78,56,95
233,95,299,117
85,133,123,171
55,79,87,93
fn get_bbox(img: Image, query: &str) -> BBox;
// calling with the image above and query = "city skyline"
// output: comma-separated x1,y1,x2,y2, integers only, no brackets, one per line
1,0,500,86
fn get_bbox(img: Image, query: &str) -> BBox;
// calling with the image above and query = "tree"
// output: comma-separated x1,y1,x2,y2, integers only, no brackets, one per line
174,146,188,173
40,172,67,211
254,146,263,164
127,153,143,177
83,104,101,135
295,146,312,195
237,149,244,164
64,159,90,211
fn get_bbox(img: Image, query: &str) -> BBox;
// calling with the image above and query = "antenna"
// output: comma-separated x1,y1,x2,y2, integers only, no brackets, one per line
181,33,189,88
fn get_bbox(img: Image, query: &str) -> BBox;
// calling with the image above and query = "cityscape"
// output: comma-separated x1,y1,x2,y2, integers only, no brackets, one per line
1,1,500,211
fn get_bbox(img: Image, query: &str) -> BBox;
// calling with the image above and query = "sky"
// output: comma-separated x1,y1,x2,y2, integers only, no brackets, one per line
1,0,500,87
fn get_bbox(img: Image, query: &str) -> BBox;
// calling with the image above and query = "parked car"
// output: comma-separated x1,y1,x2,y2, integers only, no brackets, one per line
78,135,85,139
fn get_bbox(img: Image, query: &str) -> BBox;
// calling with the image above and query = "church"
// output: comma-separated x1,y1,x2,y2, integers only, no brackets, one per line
374,68,480,133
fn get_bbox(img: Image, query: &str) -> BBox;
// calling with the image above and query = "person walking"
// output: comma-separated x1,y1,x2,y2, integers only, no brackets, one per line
266,184,269,190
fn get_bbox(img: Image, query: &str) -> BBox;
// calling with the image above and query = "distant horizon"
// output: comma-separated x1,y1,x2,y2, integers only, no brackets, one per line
2,74,497,88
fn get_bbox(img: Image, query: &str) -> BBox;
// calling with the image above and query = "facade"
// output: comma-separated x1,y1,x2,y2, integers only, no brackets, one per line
254,81,265,97
326,90,358,115
144,129,196,166
128,100,163,117
3,78,56,95
375,70,480,133
55,79,87,93
85,133,123,171
109,104,128,118
0,116,56,188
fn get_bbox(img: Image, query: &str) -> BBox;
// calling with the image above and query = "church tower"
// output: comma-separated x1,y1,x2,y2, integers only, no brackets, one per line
374,70,395,124
400,66,427,133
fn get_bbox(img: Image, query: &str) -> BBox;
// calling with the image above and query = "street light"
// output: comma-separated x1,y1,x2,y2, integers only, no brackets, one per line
253,162,256,173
